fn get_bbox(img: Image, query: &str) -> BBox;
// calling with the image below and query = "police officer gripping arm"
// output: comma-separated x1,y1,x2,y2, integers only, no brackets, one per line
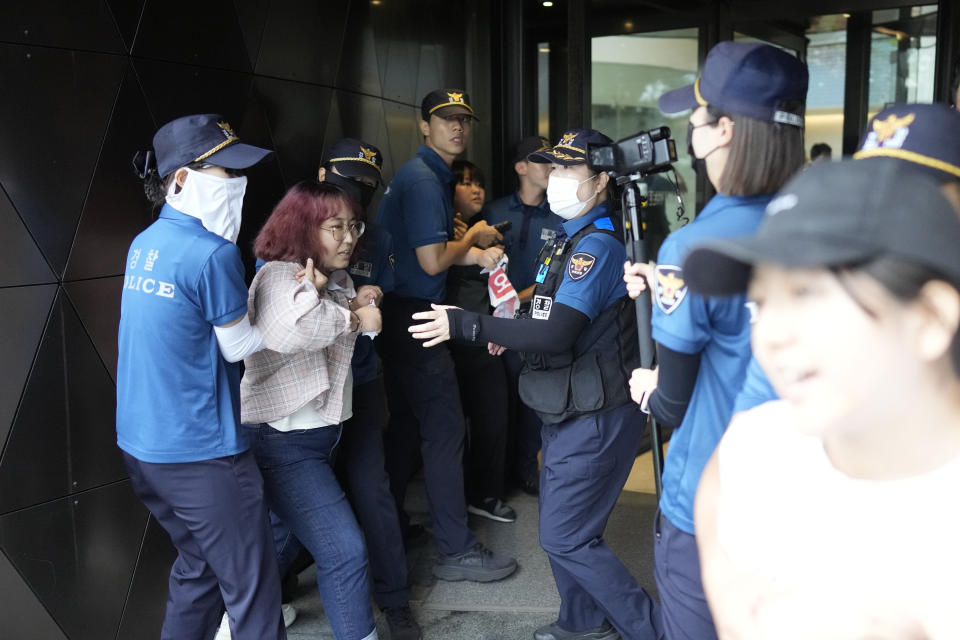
409,129,661,640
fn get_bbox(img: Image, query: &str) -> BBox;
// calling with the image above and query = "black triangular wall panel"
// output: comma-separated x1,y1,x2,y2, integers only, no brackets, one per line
374,4,421,105
114,515,177,640
0,549,68,640
255,77,333,190
133,58,255,136
0,285,58,461
64,277,123,383
61,294,126,492
132,0,251,73
0,295,69,514
0,482,149,640
0,187,56,287
336,1,383,98
0,1,126,54
0,291,125,514
0,44,125,278
104,0,147,52
66,65,158,282
234,0,272,72
255,0,350,85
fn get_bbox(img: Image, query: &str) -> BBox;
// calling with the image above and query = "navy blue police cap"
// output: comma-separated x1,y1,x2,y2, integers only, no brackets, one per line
527,129,613,166
421,89,477,121
153,114,272,178
323,138,384,185
512,135,551,163
854,103,960,183
659,41,808,127
682,159,960,297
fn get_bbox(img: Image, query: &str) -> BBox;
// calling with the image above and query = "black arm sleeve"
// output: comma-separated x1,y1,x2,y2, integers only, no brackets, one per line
647,344,702,428
447,303,589,354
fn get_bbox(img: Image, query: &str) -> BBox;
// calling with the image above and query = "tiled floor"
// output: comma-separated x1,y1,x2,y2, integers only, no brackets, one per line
285,475,660,640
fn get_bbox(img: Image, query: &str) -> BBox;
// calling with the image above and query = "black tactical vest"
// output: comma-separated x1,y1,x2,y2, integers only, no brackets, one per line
518,218,641,425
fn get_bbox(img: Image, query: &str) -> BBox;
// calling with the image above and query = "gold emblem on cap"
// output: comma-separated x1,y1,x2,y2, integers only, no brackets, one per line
873,113,915,143
447,91,464,103
193,122,240,163
560,132,577,145
360,146,377,162
217,121,237,140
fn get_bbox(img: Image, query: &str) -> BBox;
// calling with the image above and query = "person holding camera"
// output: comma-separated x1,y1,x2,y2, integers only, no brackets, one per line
623,42,808,640
408,129,661,640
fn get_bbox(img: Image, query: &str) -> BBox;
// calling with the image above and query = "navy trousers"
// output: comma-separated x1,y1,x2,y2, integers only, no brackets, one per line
654,511,718,640
123,451,286,640
336,375,412,609
539,403,662,640
379,295,476,556
451,342,509,503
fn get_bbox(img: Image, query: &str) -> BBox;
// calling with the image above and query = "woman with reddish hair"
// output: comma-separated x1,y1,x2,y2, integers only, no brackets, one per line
240,180,382,640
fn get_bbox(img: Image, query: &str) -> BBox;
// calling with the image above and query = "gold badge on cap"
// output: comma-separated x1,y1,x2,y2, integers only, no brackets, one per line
360,146,377,162
217,121,237,140
873,113,914,143
447,91,464,103
560,132,577,145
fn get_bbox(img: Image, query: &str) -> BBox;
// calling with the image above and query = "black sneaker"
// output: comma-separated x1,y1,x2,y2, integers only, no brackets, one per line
468,497,517,523
383,604,422,640
533,620,620,640
433,542,518,582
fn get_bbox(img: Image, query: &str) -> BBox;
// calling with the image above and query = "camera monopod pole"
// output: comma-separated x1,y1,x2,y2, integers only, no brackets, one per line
620,177,664,501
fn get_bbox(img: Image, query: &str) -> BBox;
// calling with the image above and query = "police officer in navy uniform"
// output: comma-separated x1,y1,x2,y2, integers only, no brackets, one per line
409,129,662,640
118,114,285,640
375,89,517,582
323,139,424,640
482,135,559,495
624,42,808,640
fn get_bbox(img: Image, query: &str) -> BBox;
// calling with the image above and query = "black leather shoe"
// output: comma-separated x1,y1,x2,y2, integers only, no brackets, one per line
433,542,518,582
533,620,620,640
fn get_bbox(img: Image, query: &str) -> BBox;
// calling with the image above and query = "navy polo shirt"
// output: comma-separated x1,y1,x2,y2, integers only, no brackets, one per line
376,145,455,303
116,204,249,463
651,193,772,534
553,202,627,321
348,222,395,386
482,192,561,292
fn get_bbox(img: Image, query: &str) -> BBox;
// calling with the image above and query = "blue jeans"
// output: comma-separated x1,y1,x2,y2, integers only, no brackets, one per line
245,423,376,640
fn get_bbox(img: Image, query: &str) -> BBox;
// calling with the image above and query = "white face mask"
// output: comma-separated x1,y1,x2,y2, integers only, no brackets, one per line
166,168,248,243
547,173,598,220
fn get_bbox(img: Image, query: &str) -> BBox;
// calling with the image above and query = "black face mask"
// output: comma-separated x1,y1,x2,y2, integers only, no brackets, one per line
687,120,720,173
325,172,377,210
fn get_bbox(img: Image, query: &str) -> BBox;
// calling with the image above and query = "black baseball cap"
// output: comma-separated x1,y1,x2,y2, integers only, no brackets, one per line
512,135,550,163
659,41,808,127
322,138,384,184
683,159,960,296
420,89,477,121
853,103,960,184
152,113,273,178
527,129,613,166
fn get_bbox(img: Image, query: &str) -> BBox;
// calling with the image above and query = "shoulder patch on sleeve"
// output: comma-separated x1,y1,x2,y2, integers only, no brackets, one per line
655,264,688,314
567,252,597,281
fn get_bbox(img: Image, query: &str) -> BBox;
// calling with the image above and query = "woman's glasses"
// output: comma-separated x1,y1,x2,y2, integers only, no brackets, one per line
320,221,366,242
